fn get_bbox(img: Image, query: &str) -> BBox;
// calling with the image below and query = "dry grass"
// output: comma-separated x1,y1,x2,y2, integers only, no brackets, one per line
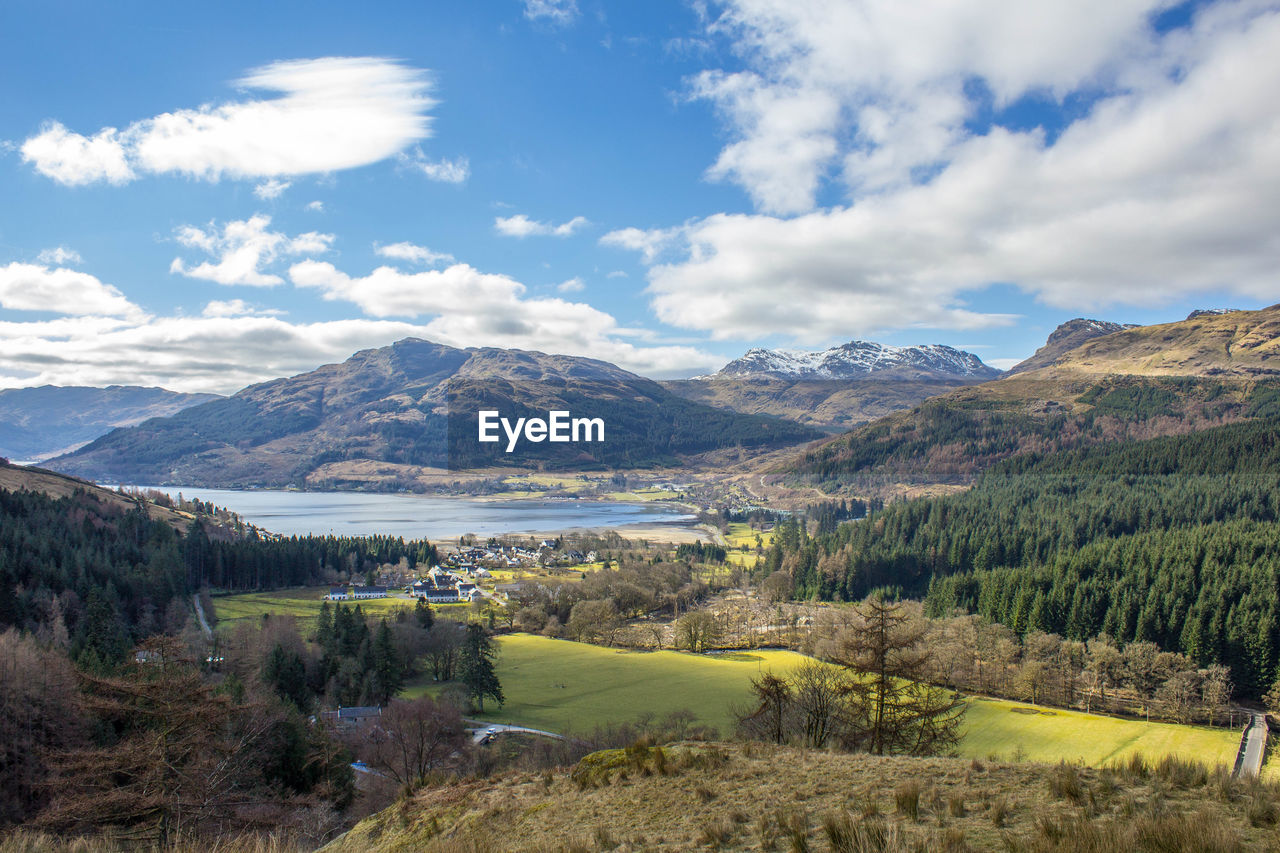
323,742,1280,852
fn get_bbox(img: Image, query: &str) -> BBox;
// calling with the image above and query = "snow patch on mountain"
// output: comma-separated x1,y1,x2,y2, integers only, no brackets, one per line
705,341,1000,380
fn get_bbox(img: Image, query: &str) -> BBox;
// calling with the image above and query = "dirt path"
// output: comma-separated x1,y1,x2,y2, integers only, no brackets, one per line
192,595,213,640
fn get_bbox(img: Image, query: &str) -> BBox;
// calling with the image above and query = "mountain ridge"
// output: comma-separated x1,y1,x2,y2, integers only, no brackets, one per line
0,385,221,463
707,340,1000,380
47,338,820,489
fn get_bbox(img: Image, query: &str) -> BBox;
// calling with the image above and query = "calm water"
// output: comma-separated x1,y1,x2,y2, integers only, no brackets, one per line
132,486,697,540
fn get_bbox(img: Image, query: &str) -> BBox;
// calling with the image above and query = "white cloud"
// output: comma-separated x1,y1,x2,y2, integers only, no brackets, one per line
494,213,589,238
609,1,1280,340
36,247,82,266
201,299,284,318
523,0,578,26
692,0,1175,214
19,123,135,186
399,149,470,183
22,57,434,186
606,270,628,279
374,241,456,266
599,226,684,263
0,263,142,319
171,214,334,287
253,178,291,200
288,259,713,377
305,200,324,212
557,277,585,293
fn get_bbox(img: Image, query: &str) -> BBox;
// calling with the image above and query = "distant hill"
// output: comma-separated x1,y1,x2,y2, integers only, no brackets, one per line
48,338,820,489
709,340,1000,380
1032,306,1280,378
1005,318,1136,374
664,340,999,430
778,305,1280,494
0,385,220,463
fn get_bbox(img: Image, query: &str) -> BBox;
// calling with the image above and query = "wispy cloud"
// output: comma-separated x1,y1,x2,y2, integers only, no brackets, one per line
522,0,578,26
36,246,82,266
170,215,334,287
495,213,588,238
399,148,470,183
374,241,455,266
21,57,435,186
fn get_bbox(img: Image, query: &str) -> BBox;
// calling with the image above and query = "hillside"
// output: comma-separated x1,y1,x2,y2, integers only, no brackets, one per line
1034,305,1280,377
325,741,1276,852
662,376,988,430
780,305,1280,493
0,458,195,530
0,385,220,463
1005,318,1135,374
47,339,820,489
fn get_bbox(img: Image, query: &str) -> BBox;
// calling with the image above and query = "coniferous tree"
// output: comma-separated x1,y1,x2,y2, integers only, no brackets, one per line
838,595,965,755
459,624,504,712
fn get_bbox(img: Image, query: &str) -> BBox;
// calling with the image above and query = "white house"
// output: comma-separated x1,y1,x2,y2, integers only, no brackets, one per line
353,586,387,599
325,586,350,600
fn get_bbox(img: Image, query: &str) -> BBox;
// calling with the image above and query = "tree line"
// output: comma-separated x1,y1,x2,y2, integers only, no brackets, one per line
762,417,1280,696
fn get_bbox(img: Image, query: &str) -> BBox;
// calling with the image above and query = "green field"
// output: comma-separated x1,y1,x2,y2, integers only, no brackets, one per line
723,522,771,567
211,587,472,632
431,634,1241,769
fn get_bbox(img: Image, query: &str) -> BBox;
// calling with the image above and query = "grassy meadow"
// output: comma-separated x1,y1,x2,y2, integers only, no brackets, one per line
210,587,472,632
440,634,1242,770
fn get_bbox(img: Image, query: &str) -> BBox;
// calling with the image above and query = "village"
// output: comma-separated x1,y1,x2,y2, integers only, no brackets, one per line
323,538,600,605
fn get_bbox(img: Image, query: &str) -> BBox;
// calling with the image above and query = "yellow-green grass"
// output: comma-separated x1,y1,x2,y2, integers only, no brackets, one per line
959,697,1240,768
421,634,1240,770
725,521,773,549
211,587,472,632
405,633,810,734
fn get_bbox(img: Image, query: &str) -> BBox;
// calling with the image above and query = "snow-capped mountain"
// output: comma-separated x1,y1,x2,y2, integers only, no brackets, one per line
706,341,1001,380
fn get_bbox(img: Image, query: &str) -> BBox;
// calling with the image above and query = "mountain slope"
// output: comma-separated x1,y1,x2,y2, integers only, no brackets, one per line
663,340,999,430
48,339,820,488
1005,318,1135,374
711,340,1000,380
0,385,220,463
662,376,988,431
777,305,1280,494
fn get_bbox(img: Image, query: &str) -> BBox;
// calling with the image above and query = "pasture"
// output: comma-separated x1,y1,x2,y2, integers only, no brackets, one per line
210,587,472,632
447,634,1242,770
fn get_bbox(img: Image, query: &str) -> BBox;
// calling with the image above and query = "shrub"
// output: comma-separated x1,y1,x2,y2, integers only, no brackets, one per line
895,781,921,819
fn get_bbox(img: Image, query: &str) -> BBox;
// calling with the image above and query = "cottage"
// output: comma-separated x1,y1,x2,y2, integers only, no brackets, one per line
353,586,387,599
320,706,382,729
325,586,350,600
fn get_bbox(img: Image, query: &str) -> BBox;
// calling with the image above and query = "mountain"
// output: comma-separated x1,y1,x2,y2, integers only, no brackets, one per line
48,338,821,489
0,385,220,463
709,341,1000,380
777,304,1280,494
1005,318,1136,374
662,377,987,431
663,341,999,431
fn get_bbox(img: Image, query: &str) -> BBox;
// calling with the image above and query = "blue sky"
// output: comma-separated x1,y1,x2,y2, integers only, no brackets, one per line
2,0,1278,393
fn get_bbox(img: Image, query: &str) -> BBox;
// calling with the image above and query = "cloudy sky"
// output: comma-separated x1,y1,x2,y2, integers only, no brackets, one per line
2,0,1279,394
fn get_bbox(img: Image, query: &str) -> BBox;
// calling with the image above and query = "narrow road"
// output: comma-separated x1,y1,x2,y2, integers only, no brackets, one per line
192,594,213,640
466,722,566,744
1236,712,1269,778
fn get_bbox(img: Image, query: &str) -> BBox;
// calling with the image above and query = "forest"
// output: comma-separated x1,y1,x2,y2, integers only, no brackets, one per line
763,416,1280,695
0,485,436,670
